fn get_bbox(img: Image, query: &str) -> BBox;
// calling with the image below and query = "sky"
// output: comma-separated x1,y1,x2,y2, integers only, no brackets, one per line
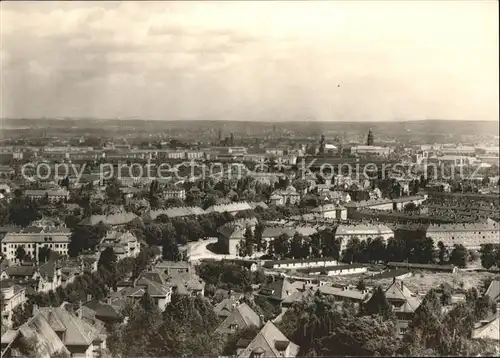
1,1,498,122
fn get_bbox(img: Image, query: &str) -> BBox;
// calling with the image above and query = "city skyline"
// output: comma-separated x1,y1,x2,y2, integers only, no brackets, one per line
1,1,498,122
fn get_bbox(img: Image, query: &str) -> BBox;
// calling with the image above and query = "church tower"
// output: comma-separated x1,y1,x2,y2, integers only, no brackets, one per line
367,129,374,146
319,134,326,154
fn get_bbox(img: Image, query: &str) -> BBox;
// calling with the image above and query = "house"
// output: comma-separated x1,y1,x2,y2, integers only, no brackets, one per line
472,315,499,341
163,188,186,201
0,281,26,327
269,194,285,206
99,231,141,260
153,261,192,275
1,306,106,358
215,303,261,335
257,277,297,304
167,271,206,297
80,299,123,327
484,280,500,302
318,285,370,306
235,321,300,358
115,274,173,312
384,279,422,336
38,260,62,292
270,186,301,206
214,296,242,319
217,218,258,256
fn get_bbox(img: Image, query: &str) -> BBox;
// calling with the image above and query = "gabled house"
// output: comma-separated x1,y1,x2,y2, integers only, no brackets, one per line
1,306,106,358
216,303,261,335
484,280,500,303
236,321,300,358
38,260,62,293
214,296,242,319
472,315,499,341
256,277,297,304
1,281,26,327
384,279,422,335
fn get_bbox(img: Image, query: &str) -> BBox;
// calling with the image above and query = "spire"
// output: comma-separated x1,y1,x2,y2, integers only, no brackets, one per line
367,129,374,146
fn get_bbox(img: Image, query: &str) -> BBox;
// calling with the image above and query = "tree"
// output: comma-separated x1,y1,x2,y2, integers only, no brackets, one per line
479,244,498,269
289,233,305,259
437,241,447,265
356,280,366,291
9,197,41,227
139,289,156,313
362,286,391,318
15,246,26,262
162,236,181,261
254,222,265,252
404,289,443,352
449,244,468,268
269,233,290,259
98,247,117,271
105,178,123,204
38,246,52,264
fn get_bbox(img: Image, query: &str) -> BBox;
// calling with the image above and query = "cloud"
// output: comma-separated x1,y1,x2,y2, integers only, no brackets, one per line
0,1,498,121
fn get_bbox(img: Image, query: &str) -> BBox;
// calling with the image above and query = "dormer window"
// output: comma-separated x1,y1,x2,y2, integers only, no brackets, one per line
229,323,238,332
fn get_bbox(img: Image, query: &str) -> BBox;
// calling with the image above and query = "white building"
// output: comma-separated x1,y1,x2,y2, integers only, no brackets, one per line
336,223,394,252
1,282,26,327
1,231,71,262
163,188,186,200
24,188,70,202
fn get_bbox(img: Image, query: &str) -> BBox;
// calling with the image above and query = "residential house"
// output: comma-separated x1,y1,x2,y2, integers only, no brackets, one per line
317,285,370,308
216,303,261,335
217,218,258,256
472,315,499,341
99,231,141,260
115,273,173,312
270,186,301,206
80,299,123,327
384,279,422,336
485,280,500,303
1,306,106,358
256,277,297,304
214,295,243,319
1,281,26,327
235,321,300,358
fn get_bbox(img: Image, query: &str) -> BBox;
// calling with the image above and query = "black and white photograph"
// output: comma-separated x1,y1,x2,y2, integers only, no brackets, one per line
0,1,499,357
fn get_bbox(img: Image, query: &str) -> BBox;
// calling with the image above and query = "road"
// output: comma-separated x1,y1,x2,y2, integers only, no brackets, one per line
183,238,239,263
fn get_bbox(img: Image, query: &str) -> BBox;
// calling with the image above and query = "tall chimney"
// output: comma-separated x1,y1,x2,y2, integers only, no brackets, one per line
400,281,404,290
32,304,39,316
259,314,265,327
